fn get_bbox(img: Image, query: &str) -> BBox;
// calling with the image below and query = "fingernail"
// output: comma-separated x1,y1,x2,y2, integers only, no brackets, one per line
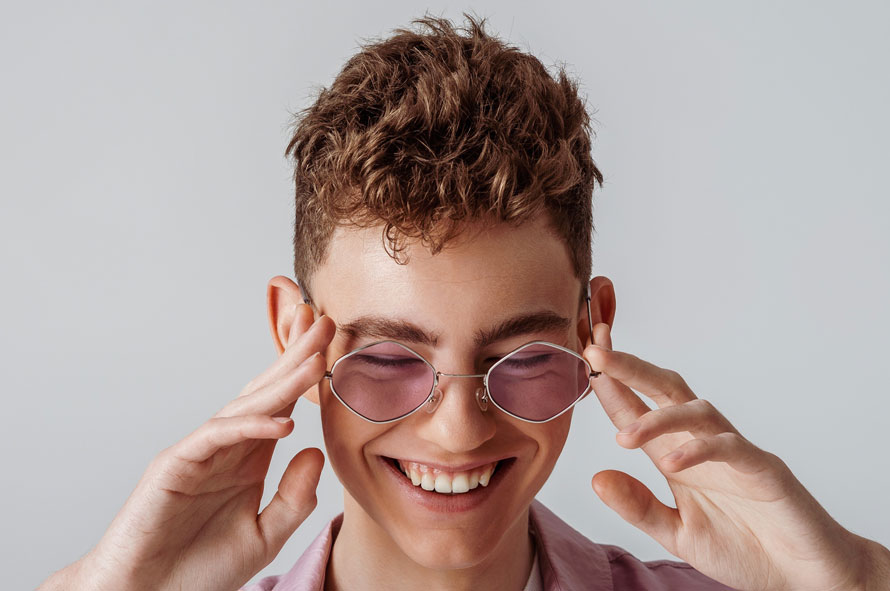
618,422,640,435
663,450,684,461
273,417,293,424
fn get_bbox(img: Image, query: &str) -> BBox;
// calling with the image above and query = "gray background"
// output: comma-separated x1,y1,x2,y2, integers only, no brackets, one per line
3,1,888,588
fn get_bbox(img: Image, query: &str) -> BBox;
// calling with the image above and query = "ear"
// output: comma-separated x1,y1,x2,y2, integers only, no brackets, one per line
267,275,320,405
576,276,616,349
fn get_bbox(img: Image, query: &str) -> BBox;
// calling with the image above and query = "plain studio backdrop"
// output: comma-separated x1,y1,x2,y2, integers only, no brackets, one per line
3,2,888,588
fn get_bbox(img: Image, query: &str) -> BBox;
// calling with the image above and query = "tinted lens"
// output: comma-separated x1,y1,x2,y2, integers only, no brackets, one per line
330,342,435,422
487,343,589,421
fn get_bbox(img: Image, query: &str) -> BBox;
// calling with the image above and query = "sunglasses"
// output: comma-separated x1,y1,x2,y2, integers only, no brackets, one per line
300,281,600,424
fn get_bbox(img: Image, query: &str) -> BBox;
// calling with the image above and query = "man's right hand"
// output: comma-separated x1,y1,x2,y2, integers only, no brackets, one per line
39,304,336,591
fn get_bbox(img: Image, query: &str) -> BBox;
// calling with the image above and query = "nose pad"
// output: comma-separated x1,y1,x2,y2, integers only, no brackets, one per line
425,387,444,413
475,387,489,412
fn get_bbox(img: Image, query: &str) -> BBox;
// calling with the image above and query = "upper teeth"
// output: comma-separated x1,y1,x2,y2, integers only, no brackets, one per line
396,460,497,494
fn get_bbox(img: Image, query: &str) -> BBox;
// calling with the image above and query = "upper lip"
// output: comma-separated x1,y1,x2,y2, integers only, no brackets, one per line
385,455,513,473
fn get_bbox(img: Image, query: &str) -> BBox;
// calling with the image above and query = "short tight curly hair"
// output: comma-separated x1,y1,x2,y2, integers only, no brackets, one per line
285,12,604,300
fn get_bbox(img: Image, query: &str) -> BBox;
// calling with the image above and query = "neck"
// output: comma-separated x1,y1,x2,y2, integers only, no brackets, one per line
326,492,535,591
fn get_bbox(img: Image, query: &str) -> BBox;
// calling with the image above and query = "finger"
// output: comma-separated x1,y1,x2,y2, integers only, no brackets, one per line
584,328,651,429
289,302,316,346
592,322,612,350
616,399,738,449
247,303,313,397
585,322,655,427
257,447,324,555
237,311,335,399
591,469,680,555
657,432,772,476
584,345,697,409
217,351,327,418
171,415,295,464
587,368,652,430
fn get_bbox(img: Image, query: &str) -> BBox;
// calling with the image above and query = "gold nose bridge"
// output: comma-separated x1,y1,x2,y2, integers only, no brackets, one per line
426,372,489,414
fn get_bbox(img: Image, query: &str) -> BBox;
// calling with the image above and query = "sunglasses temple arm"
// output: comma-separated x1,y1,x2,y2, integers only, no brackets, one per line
586,283,601,378
296,276,323,322
296,277,313,305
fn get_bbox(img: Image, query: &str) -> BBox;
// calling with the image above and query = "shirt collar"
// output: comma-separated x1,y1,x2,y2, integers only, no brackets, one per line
268,499,612,591
529,499,613,590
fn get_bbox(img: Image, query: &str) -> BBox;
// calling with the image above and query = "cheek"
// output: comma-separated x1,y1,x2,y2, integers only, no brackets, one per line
525,413,573,477
318,384,359,475
318,383,383,486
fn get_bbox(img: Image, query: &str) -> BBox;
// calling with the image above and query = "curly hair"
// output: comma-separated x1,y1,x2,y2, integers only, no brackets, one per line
285,12,603,299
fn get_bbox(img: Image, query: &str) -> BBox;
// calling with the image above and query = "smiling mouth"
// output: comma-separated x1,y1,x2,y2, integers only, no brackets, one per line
384,457,512,494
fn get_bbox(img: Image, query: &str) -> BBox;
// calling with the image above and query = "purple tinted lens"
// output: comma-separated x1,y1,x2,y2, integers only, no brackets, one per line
487,344,589,421
330,342,435,422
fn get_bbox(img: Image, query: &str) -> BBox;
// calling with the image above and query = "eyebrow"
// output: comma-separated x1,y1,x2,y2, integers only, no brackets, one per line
336,311,573,348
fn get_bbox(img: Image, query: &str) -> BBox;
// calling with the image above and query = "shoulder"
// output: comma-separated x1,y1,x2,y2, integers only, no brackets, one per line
529,500,736,590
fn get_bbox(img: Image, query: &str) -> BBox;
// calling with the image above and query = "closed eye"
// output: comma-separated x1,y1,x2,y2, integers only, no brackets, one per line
353,354,425,368
499,354,554,369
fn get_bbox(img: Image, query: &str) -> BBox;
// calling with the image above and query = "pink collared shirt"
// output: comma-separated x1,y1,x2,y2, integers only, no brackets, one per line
242,499,736,590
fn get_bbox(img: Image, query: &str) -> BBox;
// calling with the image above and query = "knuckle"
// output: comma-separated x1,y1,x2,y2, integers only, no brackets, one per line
688,437,710,454
627,410,654,436
151,448,172,469
204,416,225,430
690,398,716,415
717,431,746,449
764,450,787,471
150,447,181,476
716,430,737,443
666,369,688,390
241,376,258,395
212,404,236,419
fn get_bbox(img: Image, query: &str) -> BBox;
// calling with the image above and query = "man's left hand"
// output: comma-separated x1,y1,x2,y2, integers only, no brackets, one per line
583,322,890,591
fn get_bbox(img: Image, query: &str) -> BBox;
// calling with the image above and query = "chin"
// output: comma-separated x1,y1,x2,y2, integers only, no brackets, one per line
389,522,507,571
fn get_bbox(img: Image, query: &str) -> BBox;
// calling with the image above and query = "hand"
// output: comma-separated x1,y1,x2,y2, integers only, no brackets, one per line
583,322,890,591
39,304,336,591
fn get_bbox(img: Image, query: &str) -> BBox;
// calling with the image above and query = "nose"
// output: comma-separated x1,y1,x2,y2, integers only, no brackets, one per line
413,374,497,453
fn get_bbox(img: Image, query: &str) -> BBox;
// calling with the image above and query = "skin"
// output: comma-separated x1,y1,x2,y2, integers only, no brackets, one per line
37,213,890,591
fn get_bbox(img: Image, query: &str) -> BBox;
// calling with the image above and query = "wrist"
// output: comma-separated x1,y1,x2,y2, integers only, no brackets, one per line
39,551,143,591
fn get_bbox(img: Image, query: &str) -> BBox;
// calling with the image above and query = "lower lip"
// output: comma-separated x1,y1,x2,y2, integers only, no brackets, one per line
379,456,515,514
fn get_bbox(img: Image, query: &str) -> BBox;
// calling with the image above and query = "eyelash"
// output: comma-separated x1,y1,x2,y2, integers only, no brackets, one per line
354,355,423,368
355,354,552,369
499,354,552,369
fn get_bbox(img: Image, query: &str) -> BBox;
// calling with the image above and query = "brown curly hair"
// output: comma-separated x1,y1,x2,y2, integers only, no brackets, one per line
285,12,603,300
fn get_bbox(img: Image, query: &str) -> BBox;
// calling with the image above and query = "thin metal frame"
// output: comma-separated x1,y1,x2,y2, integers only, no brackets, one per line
316,283,601,425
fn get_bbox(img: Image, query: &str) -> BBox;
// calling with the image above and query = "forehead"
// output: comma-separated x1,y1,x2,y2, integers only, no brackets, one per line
311,215,580,332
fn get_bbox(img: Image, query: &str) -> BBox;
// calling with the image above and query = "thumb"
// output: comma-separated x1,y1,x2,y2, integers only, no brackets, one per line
257,447,325,553
591,469,681,555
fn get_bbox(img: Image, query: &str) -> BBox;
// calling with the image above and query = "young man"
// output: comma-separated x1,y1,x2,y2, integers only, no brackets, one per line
39,14,890,591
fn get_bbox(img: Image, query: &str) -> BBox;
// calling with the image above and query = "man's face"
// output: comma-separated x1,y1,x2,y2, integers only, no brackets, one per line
303,214,608,569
